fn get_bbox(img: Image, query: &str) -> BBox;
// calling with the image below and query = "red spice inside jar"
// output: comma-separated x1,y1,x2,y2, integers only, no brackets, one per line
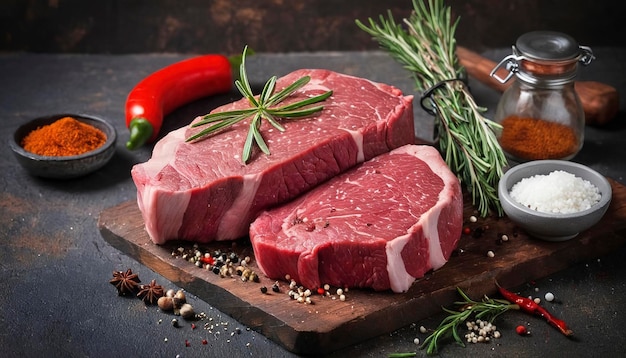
499,116,578,160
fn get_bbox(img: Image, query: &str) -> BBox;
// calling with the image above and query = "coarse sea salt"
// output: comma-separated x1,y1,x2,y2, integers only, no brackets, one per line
509,170,601,214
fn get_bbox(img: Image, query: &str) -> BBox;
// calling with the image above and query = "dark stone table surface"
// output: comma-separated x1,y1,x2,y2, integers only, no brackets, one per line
1,48,625,357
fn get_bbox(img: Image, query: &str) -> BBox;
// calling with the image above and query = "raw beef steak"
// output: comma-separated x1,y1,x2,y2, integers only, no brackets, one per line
132,69,414,244
249,145,463,293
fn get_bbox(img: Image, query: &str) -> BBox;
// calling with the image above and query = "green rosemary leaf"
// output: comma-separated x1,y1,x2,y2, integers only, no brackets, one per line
242,114,271,163
267,105,327,119
242,120,256,164
261,111,286,132
191,109,256,127
186,111,253,142
260,76,278,104
235,79,257,107
251,116,270,155
237,46,258,107
265,76,311,107
456,287,473,302
441,305,460,317
450,325,462,347
275,90,334,112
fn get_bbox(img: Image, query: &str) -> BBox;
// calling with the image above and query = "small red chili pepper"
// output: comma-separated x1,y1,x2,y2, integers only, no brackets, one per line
125,54,237,150
496,282,573,337
462,227,471,235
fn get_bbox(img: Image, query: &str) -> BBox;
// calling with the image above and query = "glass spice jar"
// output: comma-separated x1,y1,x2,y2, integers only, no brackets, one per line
490,31,595,162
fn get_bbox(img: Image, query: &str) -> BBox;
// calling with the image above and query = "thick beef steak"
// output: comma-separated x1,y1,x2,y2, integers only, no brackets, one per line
132,69,414,244
249,145,463,293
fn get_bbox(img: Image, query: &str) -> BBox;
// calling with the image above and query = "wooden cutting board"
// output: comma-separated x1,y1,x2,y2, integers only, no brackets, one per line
98,178,626,356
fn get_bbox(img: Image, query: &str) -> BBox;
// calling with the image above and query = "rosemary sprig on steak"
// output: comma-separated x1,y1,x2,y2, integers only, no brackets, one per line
186,45,333,164
356,0,507,216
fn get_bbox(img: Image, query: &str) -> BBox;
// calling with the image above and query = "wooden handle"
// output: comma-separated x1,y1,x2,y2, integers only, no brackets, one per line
456,46,510,93
456,46,620,126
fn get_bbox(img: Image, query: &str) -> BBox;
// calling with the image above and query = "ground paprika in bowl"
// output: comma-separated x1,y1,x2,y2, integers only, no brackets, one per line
21,116,107,156
10,113,117,179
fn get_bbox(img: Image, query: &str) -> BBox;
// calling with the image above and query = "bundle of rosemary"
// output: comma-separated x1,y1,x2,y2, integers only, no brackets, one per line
356,0,507,216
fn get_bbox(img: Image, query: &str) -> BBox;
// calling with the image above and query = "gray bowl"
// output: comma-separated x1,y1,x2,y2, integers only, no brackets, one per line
10,113,117,179
498,160,612,241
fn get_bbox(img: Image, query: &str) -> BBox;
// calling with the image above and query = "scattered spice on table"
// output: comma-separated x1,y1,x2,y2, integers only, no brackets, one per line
21,116,107,156
464,318,501,343
499,116,579,160
109,268,141,296
515,325,529,335
137,279,165,305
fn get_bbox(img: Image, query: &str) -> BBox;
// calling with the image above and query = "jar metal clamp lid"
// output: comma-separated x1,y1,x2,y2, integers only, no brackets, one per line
489,31,595,86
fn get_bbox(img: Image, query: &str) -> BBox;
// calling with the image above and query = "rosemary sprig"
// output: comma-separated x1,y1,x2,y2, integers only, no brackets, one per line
421,287,518,355
186,46,333,164
356,0,507,216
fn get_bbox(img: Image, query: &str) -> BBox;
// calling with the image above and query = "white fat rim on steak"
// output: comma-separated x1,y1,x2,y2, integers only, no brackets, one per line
385,233,416,293
341,128,365,163
384,146,452,293
216,172,263,239
142,186,191,244
139,128,191,244
385,207,446,293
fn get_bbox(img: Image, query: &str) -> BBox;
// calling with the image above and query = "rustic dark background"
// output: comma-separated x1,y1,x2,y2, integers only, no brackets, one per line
2,0,624,54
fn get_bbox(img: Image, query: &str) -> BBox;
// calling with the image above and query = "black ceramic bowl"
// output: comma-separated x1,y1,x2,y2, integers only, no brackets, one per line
10,113,117,179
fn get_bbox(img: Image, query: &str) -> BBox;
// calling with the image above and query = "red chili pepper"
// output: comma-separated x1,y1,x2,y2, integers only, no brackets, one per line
496,282,573,337
125,54,234,150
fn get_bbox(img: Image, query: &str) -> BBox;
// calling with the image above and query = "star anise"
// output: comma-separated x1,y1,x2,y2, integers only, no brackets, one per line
137,279,164,305
110,269,141,296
